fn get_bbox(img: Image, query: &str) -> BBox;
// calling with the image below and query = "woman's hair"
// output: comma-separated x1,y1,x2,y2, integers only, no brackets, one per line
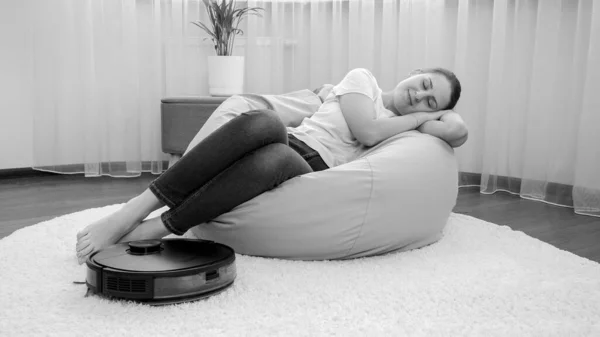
417,68,462,110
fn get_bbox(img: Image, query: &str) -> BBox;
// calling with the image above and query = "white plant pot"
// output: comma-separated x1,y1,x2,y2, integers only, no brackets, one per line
207,55,245,96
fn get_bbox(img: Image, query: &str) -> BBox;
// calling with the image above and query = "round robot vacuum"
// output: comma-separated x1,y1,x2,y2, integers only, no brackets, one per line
85,238,236,306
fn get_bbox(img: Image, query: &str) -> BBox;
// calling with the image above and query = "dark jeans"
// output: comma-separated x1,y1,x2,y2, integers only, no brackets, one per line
149,109,329,235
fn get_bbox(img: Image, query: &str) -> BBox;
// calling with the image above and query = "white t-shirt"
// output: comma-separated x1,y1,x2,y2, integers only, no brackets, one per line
287,68,396,168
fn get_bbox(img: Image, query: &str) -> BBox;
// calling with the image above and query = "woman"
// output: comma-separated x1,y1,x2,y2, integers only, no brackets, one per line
75,67,466,264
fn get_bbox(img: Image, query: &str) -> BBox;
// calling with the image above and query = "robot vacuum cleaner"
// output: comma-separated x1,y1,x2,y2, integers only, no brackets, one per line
84,238,236,306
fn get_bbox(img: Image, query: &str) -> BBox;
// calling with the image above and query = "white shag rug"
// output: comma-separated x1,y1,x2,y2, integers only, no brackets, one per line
1,205,600,337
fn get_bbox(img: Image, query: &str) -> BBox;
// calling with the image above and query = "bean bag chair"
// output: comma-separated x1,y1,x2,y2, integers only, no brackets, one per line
186,90,458,260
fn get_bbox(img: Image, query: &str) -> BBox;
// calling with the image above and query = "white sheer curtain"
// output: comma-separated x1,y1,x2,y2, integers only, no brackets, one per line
24,0,599,216
29,0,167,177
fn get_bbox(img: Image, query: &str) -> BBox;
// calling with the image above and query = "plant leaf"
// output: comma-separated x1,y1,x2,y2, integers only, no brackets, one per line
191,21,218,40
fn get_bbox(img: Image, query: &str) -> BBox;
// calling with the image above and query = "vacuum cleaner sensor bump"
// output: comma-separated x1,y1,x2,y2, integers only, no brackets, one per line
85,238,236,306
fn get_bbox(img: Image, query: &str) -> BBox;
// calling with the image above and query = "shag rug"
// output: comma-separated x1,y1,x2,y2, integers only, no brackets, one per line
1,205,600,337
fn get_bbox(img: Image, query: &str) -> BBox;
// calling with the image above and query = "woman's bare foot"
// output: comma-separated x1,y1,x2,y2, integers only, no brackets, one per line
75,190,165,264
75,207,142,264
117,216,173,243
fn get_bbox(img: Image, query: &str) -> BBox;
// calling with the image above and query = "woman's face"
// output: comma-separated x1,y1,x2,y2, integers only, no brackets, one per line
392,72,452,115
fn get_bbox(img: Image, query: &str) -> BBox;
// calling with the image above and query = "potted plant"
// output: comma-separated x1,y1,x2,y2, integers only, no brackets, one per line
192,0,264,96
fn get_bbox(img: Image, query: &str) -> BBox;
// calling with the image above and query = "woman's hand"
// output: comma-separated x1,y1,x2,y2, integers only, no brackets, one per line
416,111,469,148
409,110,448,127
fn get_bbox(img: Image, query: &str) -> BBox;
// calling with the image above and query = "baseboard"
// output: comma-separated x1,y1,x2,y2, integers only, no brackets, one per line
0,167,56,180
459,172,482,186
459,172,576,206
0,162,170,180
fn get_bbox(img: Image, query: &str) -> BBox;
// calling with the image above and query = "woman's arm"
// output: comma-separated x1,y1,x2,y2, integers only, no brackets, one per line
339,93,446,147
449,131,469,148
369,112,446,146
337,93,381,146
417,112,469,148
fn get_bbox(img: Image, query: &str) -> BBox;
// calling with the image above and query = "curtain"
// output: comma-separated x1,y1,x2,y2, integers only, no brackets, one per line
28,0,167,177
23,0,599,216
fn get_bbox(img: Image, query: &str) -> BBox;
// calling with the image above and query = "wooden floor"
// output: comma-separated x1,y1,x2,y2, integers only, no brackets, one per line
1,173,599,263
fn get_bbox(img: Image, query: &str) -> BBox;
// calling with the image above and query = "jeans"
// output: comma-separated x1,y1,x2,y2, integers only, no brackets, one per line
149,109,329,235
